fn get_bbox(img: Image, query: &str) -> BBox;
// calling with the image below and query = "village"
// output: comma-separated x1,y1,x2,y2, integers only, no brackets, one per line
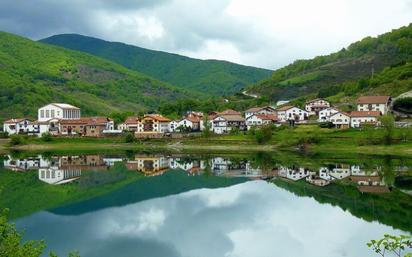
2,95,394,138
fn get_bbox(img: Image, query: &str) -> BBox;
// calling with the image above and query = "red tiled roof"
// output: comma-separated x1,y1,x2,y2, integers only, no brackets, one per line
305,98,329,104
218,109,241,115
255,114,277,121
4,118,30,124
350,111,381,118
145,114,171,122
124,116,139,124
276,105,294,111
245,107,264,113
357,186,390,193
59,117,112,125
357,96,391,104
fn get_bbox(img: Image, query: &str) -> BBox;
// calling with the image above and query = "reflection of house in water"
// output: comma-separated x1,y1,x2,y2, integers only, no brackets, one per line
3,155,58,172
103,157,124,167
278,166,310,181
59,155,109,171
349,170,390,193
306,173,331,187
38,167,82,185
318,167,335,181
328,164,351,180
211,157,247,175
127,156,170,176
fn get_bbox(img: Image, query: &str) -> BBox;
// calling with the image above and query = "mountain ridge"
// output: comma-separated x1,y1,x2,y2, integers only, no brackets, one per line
40,34,272,96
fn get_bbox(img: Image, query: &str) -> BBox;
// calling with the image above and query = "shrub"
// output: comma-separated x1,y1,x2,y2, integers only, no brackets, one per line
254,126,273,144
124,132,135,143
0,132,9,138
9,135,27,146
319,122,334,128
41,133,53,142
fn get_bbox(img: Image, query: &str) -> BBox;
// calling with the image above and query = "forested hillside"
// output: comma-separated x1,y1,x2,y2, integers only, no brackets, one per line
0,31,192,120
40,34,272,96
247,23,412,102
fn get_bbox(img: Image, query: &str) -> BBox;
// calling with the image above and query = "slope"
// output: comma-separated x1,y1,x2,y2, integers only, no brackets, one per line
40,34,272,96
0,31,191,120
247,23,412,101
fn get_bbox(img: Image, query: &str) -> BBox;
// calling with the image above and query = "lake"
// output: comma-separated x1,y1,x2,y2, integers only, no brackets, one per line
1,151,411,257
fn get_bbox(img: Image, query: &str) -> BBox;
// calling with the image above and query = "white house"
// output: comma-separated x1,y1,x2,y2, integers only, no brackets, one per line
278,167,310,181
211,114,245,134
350,111,381,128
246,114,277,129
38,167,82,185
276,106,308,122
305,98,331,116
244,106,277,119
38,103,81,122
169,120,179,132
356,96,391,115
3,118,32,135
318,107,340,122
329,111,350,129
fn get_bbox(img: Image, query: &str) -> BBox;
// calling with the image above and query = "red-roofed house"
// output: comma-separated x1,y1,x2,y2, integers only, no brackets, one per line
356,96,392,115
3,118,32,135
244,106,277,119
135,114,171,137
246,113,278,129
59,117,114,137
350,111,381,128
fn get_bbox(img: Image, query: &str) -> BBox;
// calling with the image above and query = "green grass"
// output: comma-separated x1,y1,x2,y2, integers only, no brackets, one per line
0,31,193,121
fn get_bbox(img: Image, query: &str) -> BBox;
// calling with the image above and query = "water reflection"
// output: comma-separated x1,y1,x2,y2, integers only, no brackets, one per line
14,181,410,257
3,154,410,194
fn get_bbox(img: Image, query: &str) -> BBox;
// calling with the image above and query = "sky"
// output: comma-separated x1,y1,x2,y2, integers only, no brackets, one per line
1,0,412,69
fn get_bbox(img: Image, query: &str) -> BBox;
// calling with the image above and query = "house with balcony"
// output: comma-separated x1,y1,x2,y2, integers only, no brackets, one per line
305,98,331,116
211,110,245,134
276,106,308,123
135,114,171,138
59,117,114,137
246,113,277,129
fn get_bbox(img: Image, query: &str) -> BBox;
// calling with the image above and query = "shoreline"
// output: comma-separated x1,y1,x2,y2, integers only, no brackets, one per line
2,137,411,157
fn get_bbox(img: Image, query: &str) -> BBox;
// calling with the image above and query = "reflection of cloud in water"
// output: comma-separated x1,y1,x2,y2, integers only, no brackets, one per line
16,181,405,257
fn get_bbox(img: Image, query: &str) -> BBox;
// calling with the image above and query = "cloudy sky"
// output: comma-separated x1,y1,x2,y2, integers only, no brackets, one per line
1,0,412,69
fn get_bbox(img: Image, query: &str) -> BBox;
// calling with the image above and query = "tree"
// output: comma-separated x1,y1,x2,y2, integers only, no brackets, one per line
380,114,395,145
367,234,412,257
202,115,211,138
254,126,273,144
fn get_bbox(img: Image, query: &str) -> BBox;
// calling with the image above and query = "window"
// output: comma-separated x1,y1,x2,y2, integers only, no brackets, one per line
51,110,55,118
46,110,50,118
40,110,44,118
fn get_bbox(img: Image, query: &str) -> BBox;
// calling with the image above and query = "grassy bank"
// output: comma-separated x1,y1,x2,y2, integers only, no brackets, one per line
3,125,412,156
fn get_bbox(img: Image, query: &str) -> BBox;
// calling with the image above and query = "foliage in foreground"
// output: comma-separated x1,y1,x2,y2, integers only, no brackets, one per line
0,209,80,257
368,234,412,257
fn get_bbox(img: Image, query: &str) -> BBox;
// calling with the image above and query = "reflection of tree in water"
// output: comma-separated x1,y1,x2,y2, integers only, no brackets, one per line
380,156,395,187
77,164,127,189
249,152,275,176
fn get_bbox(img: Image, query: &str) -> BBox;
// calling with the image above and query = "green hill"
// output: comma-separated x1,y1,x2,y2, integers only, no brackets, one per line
0,31,193,120
247,23,412,103
40,34,272,96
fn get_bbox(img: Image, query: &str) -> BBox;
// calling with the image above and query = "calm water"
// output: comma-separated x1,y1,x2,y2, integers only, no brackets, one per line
1,152,411,257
